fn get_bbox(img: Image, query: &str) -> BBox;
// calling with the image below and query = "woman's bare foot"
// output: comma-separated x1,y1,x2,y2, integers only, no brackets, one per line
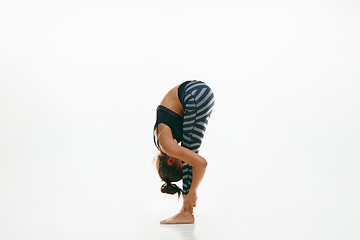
160,211,195,224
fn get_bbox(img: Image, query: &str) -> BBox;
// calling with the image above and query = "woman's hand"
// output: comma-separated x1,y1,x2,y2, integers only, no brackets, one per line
182,192,197,213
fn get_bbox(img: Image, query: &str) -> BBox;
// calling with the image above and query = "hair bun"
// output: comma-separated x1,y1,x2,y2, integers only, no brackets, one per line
161,181,182,198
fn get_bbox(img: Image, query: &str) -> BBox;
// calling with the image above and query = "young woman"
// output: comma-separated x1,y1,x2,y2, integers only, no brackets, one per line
153,80,215,224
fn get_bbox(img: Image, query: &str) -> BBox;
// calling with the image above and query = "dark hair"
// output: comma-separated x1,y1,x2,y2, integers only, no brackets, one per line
155,152,183,198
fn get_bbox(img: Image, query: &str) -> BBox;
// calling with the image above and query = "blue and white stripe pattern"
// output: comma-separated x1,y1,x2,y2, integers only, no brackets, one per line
180,80,215,195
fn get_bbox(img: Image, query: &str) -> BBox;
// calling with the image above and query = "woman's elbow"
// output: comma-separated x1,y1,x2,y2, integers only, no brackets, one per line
201,157,208,168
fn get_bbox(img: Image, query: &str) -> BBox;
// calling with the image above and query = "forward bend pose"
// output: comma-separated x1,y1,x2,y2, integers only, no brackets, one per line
154,80,215,224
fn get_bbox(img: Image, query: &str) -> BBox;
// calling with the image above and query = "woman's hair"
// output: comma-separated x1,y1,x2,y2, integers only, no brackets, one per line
155,152,183,198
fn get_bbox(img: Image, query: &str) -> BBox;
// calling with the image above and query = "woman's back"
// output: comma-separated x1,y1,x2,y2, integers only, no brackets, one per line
159,84,184,118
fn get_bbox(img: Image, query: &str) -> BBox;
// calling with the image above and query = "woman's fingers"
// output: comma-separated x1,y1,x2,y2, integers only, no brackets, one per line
183,201,190,212
183,200,194,213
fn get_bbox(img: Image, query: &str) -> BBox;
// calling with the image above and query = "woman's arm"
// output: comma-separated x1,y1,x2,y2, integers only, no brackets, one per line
159,128,207,202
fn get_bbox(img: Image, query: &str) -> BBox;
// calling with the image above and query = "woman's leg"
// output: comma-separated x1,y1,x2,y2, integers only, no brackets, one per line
181,81,215,195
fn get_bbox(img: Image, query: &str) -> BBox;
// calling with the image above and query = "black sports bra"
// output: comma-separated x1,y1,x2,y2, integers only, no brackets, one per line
153,81,191,151
153,106,183,151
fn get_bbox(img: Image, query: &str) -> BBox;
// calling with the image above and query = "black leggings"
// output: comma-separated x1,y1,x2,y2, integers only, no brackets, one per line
180,81,215,194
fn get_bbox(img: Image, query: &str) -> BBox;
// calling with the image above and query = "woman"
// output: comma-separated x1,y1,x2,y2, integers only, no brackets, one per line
154,80,215,224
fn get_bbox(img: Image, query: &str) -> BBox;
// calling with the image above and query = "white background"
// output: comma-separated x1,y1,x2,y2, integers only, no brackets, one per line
1,0,360,239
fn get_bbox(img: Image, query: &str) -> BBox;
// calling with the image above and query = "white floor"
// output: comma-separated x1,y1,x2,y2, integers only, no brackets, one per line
1,1,360,239
2,126,359,240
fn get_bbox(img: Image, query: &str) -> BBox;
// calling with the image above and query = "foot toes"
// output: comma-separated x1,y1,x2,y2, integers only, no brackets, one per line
160,219,170,224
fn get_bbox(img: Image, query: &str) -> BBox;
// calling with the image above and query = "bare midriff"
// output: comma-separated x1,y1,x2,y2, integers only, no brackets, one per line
155,84,184,141
159,84,184,118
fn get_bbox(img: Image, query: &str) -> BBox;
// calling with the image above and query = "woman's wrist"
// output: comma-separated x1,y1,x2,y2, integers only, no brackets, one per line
187,190,195,197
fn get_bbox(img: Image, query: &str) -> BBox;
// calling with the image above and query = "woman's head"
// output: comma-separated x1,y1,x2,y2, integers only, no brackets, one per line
155,152,183,197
